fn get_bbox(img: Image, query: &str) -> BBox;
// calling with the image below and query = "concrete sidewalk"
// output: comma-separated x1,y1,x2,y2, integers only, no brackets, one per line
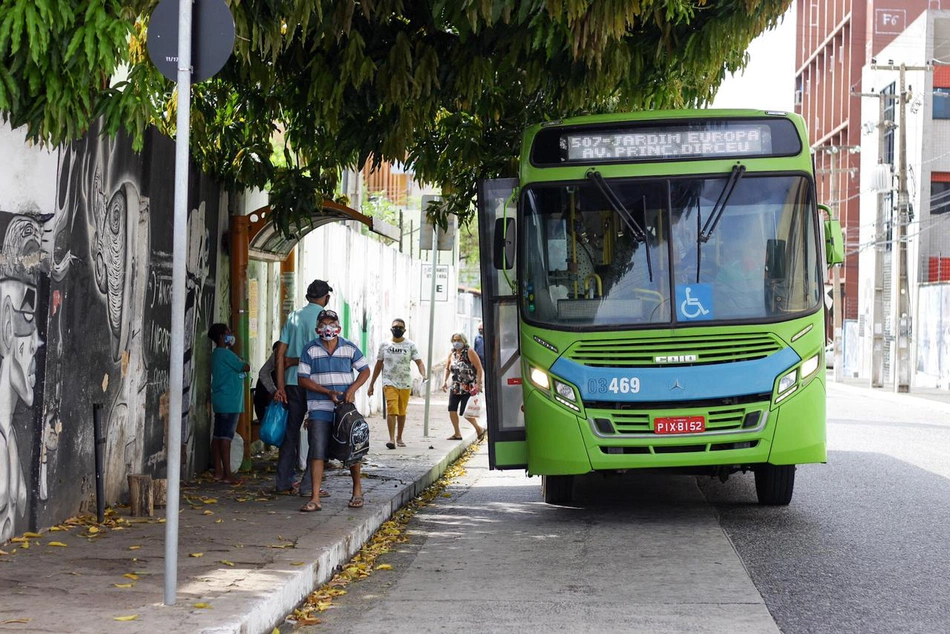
830,376,950,413
0,396,476,634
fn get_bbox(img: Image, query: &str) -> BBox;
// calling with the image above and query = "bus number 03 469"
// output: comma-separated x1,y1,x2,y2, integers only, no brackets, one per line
588,377,641,394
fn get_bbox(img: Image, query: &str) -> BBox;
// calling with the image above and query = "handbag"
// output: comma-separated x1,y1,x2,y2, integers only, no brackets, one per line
465,393,483,418
259,401,288,446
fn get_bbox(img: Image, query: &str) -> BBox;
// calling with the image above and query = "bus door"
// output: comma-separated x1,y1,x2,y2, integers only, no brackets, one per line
477,179,527,469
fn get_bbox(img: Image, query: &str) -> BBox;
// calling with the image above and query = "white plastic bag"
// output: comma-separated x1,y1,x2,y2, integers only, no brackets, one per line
465,393,483,418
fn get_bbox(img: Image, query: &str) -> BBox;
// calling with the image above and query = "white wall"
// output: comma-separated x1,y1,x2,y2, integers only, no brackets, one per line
0,124,58,212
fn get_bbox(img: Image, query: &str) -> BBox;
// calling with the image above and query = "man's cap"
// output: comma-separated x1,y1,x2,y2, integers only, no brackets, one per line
317,309,340,323
306,279,333,298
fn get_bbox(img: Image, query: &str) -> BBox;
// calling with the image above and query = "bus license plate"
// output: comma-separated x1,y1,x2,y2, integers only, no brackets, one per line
654,416,705,434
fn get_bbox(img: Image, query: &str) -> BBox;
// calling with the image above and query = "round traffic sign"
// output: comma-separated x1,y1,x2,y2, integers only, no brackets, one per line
147,0,235,83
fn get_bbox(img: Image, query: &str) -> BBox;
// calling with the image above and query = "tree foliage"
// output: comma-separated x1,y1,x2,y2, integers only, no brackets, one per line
0,0,790,231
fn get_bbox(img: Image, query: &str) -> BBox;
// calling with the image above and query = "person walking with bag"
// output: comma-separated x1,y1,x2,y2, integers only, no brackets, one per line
272,279,332,496
441,332,485,440
297,309,370,512
367,318,426,449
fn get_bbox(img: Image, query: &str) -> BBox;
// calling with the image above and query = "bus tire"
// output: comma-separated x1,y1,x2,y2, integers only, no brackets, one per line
754,464,795,505
542,475,574,505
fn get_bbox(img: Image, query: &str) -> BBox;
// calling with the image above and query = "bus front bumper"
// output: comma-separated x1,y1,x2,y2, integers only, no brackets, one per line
523,377,826,476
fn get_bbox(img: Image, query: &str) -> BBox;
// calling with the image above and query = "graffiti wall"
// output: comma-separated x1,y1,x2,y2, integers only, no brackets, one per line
0,121,222,541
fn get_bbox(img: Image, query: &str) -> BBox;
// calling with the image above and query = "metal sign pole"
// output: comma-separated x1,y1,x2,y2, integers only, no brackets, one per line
422,227,439,438
164,0,192,606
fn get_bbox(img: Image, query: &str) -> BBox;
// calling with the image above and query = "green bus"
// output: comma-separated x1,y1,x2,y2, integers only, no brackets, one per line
477,110,844,505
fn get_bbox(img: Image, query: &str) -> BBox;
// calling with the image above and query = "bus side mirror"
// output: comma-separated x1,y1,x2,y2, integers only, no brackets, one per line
766,239,786,279
824,218,844,266
494,218,515,270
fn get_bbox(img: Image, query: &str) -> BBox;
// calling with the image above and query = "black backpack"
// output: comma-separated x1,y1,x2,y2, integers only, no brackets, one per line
330,402,370,467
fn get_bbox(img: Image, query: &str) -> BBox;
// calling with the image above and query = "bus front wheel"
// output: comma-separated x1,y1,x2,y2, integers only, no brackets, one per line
754,464,795,505
542,475,574,505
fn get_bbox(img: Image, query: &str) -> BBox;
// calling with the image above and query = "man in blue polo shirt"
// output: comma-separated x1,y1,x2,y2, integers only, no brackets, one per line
297,309,370,512
273,279,332,495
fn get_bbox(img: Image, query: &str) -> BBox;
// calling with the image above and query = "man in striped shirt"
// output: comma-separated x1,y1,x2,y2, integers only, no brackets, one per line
297,310,370,512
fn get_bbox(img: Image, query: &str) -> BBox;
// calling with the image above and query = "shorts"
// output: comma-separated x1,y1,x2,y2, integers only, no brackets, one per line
447,391,472,416
306,417,333,461
383,386,410,416
213,413,240,440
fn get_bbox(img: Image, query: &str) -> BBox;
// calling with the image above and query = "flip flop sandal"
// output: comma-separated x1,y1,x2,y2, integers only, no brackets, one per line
446,435,463,440
386,442,396,450
397,441,406,447
348,496,364,508
299,501,322,512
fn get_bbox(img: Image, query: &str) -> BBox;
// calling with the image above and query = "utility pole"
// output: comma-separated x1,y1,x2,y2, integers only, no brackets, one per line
872,93,888,388
814,144,859,382
851,89,891,387
856,62,930,392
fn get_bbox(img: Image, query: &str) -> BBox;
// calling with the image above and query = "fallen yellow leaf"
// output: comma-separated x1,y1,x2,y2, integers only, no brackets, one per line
22,531,42,538
48,541,68,547
113,583,134,588
129,545,141,550
193,602,212,609
10,537,27,543
88,526,100,534
50,526,64,532
0,549,9,555
376,564,393,571
189,552,203,558
220,560,234,567
203,510,214,516
123,573,139,580
290,561,305,566
202,498,217,504
1,619,31,624
113,615,139,621
441,493,452,498
214,519,223,524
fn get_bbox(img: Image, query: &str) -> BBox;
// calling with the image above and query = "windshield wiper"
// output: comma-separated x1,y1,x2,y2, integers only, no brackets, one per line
699,163,746,243
585,169,653,282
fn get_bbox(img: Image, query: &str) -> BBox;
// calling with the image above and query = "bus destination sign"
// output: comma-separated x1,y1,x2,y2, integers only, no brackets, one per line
564,124,773,162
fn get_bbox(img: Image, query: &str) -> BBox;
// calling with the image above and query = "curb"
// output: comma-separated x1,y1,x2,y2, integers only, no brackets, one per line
202,436,478,634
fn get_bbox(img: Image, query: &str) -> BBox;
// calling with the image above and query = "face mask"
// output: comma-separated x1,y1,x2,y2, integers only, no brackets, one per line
318,324,340,341
391,327,405,338
452,341,463,350
224,334,236,346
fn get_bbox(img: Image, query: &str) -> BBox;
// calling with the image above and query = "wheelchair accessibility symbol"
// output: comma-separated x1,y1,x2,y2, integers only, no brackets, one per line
675,284,713,321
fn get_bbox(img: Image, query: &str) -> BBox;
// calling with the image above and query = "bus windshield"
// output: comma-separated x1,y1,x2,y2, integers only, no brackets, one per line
521,174,821,328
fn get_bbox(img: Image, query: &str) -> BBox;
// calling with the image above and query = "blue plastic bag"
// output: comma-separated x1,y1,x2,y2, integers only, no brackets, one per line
260,402,287,446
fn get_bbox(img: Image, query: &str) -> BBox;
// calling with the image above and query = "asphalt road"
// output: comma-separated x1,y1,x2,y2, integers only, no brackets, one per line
296,383,950,634
699,383,950,634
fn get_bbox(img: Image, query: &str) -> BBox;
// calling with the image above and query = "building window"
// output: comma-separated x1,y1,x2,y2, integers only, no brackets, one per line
932,175,950,215
934,88,950,119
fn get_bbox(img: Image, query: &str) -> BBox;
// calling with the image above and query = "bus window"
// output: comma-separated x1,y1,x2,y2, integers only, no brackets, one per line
522,181,672,327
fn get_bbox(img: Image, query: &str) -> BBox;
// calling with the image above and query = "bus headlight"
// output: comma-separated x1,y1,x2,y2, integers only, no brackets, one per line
554,380,576,402
800,354,820,379
777,369,797,396
529,366,550,390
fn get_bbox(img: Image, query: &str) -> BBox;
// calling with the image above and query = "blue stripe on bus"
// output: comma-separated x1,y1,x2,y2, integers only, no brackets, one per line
549,347,801,402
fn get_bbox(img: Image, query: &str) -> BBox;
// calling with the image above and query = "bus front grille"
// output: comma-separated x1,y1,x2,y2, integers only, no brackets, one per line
566,332,783,367
589,404,763,435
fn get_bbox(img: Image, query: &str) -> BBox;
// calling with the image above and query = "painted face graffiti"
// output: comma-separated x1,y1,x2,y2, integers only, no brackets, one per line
1,280,41,406
0,215,45,542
